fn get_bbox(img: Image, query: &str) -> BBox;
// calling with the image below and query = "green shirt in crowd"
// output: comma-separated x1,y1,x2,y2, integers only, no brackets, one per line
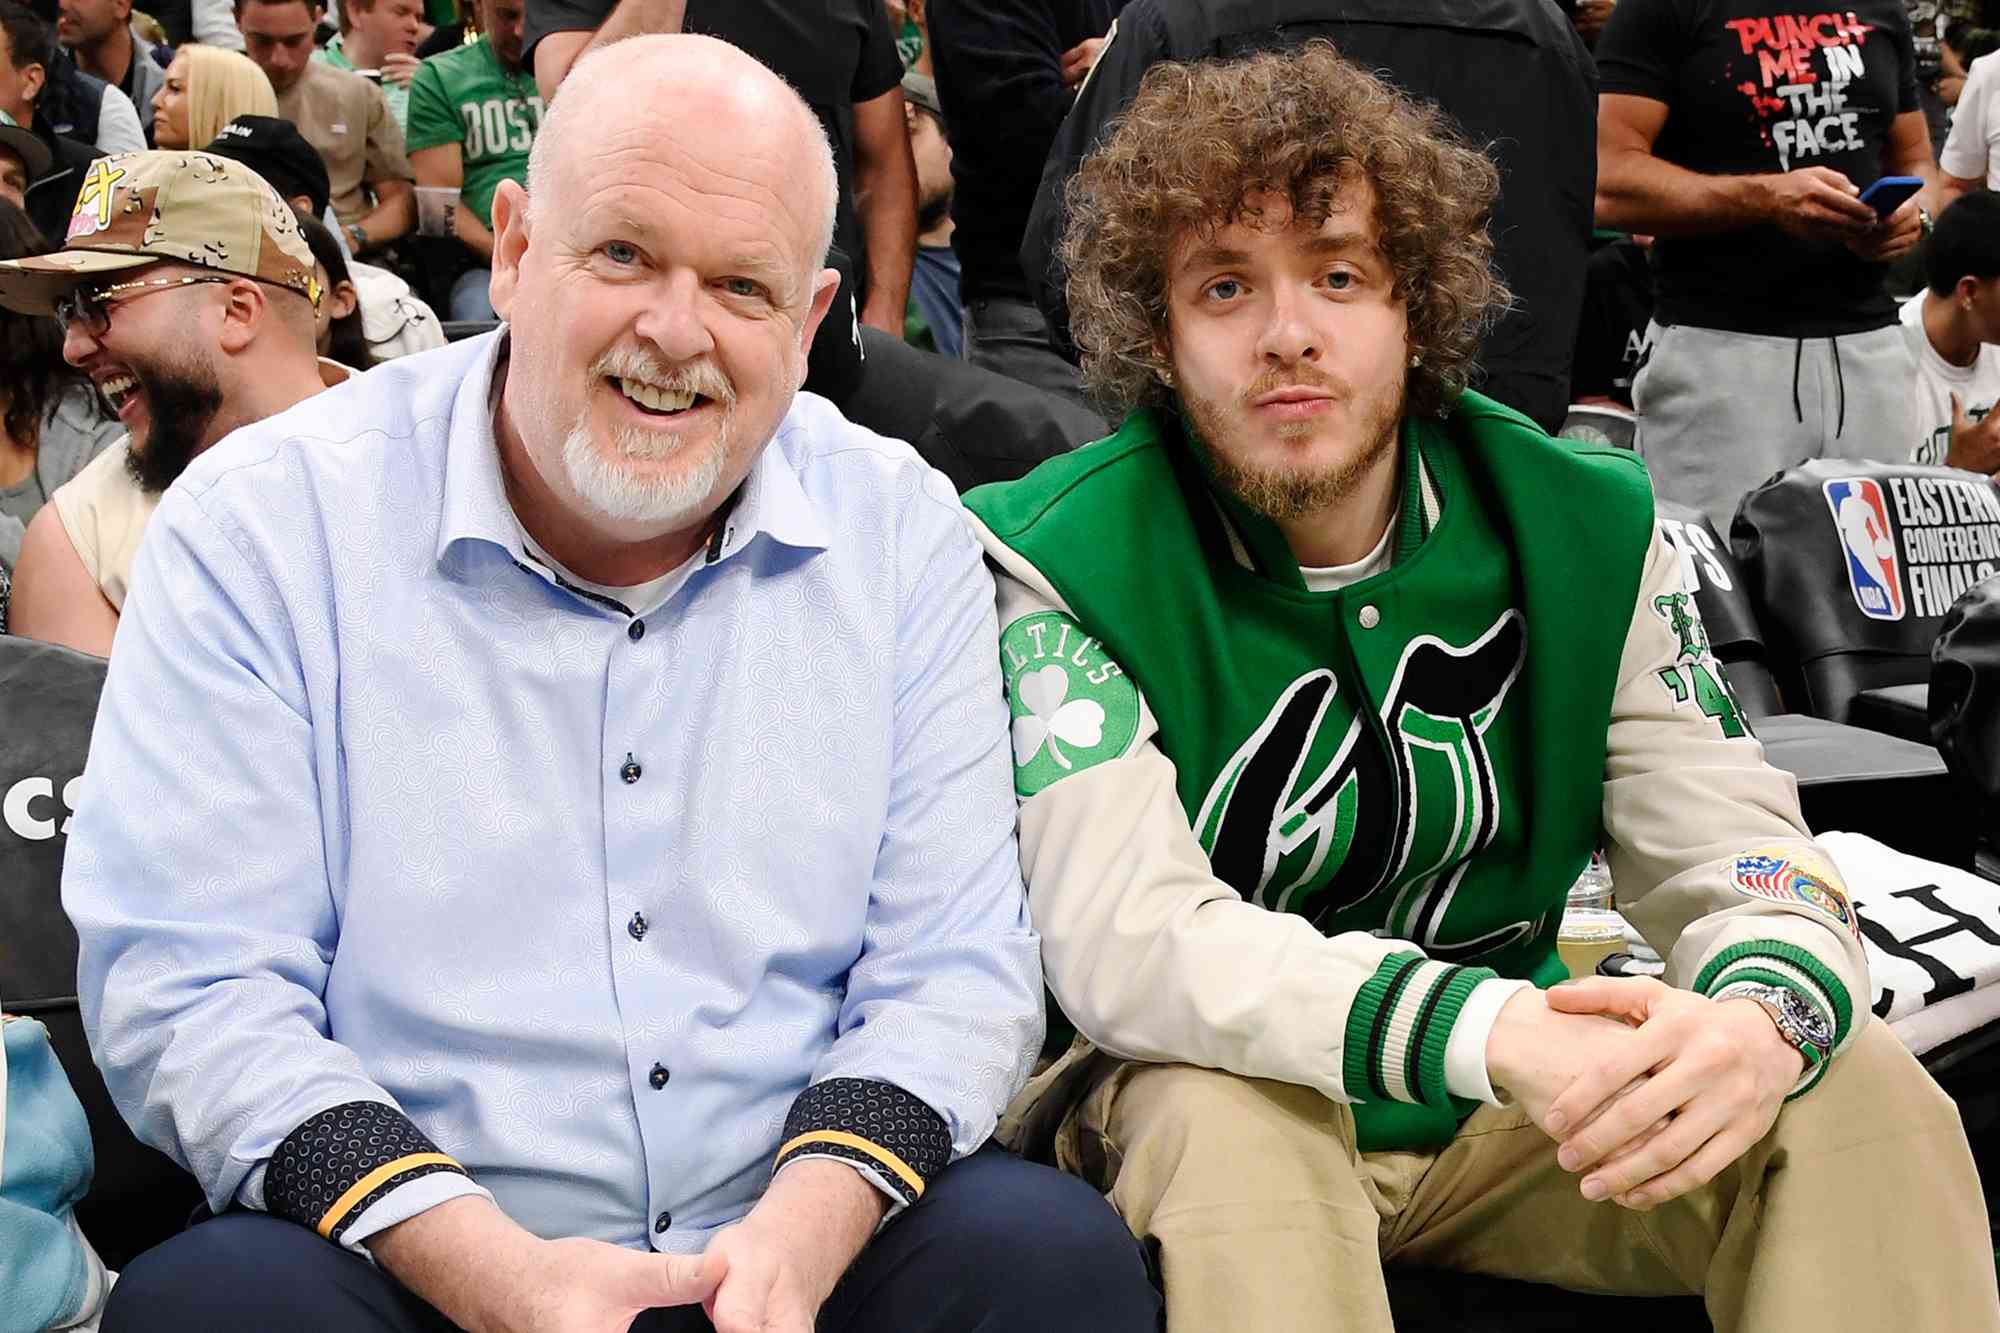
315,34,411,131
403,35,542,232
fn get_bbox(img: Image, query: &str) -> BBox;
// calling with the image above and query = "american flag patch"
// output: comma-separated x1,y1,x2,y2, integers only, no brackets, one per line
1731,852,1861,938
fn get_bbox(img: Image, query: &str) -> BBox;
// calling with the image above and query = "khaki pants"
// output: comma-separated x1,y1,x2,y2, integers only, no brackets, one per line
1016,1022,1998,1332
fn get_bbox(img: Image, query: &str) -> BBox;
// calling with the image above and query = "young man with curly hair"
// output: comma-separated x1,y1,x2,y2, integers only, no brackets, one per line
961,43,2000,1332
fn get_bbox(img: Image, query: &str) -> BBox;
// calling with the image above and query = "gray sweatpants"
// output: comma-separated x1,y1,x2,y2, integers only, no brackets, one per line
1631,320,1911,533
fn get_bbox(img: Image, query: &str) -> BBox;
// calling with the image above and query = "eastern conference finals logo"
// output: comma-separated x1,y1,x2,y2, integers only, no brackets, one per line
1825,476,2000,621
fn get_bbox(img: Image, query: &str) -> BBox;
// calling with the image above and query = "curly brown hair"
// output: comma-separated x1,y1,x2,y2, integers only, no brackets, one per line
1060,41,1510,420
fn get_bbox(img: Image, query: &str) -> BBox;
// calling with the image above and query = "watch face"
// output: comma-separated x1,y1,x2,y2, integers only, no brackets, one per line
1780,990,1834,1050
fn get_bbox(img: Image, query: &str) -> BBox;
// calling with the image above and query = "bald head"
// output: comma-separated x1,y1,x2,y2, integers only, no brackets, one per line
487,30,847,566
527,35,838,269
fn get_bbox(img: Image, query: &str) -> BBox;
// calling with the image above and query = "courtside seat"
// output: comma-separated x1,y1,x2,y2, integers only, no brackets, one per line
1755,712,1976,868
1930,574,2000,883
1931,573,2000,806
0,634,202,1268
1848,681,1933,744
1655,499,1782,718
1731,460,2000,726
1635,503,1967,862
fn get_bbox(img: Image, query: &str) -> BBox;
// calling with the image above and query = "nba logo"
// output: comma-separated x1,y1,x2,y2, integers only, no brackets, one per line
1822,478,1905,620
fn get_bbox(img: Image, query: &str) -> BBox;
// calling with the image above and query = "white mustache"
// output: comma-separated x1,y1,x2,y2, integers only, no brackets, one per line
592,347,736,405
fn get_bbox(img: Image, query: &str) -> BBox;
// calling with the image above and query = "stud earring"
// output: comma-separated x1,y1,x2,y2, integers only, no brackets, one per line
1409,353,1423,368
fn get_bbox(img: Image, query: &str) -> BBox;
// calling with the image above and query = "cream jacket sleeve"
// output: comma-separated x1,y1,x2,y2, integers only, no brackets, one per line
1606,534,1871,1090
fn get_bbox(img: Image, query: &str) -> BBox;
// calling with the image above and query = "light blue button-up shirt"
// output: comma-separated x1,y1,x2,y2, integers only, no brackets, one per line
64,332,1043,1253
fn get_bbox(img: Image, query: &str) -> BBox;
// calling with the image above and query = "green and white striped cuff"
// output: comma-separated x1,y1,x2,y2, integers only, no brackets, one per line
1695,940,1855,1098
1343,952,1496,1109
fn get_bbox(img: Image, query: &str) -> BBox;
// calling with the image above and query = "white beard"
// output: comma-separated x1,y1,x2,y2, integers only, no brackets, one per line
558,415,729,527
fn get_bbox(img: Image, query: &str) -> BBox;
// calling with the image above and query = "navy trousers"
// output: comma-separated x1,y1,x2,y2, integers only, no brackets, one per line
102,1147,1162,1332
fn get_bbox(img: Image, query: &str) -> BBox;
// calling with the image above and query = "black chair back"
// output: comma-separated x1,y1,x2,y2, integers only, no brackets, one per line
1654,500,1782,718
0,635,201,1267
1930,573,2000,815
1731,460,2000,722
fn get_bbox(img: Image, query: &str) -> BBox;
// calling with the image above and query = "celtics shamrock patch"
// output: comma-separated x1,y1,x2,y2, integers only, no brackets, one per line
1000,611,1141,797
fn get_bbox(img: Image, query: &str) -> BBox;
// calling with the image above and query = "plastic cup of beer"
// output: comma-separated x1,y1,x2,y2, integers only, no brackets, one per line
415,186,459,238
1558,867,1625,981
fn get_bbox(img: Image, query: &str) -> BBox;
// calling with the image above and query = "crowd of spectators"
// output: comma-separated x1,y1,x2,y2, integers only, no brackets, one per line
9,0,2000,1327
12,0,1986,579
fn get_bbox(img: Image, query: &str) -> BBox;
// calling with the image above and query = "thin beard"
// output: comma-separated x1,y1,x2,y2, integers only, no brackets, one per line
1185,379,1403,521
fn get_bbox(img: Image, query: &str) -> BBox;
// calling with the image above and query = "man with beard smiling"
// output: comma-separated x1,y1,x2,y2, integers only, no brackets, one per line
2,149,340,656
962,43,1999,1332
59,31,1155,1333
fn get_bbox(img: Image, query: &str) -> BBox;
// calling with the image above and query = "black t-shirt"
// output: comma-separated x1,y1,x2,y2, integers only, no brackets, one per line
927,0,1125,304
1596,0,1919,337
1570,238,1656,406
522,0,902,290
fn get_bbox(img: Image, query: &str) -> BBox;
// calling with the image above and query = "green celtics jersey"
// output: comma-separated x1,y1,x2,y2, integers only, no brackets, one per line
404,36,542,230
965,395,1657,1150
315,36,410,129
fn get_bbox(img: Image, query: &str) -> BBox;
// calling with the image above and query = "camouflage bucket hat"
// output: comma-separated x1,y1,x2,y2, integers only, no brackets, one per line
0,150,321,316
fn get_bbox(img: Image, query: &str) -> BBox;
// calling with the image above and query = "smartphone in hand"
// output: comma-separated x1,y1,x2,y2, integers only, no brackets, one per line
1858,175,1923,218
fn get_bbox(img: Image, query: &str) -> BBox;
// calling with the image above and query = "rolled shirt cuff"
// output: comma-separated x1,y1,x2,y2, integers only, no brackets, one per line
339,1170,494,1254
771,1077,951,1212
772,1151,916,1225
264,1101,475,1247
1444,976,1538,1106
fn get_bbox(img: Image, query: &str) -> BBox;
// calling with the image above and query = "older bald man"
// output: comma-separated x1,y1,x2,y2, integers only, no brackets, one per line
70,34,1158,1333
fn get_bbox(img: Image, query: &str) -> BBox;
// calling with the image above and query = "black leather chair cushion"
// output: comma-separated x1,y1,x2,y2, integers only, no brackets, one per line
1931,573,2000,811
1,636,102,1011
0,635,201,1267
1732,461,2000,723
1755,712,1976,867
1655,500,1782,718
1849,682,1933,745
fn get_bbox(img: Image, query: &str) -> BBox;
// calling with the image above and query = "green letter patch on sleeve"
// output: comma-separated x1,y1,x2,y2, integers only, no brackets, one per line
1000,611,1142,798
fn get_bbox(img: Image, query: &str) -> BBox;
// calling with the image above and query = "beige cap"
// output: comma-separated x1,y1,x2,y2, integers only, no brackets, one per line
0,150,320,316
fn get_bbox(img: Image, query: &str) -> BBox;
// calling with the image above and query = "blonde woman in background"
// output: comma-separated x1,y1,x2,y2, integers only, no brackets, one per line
150,45,275,149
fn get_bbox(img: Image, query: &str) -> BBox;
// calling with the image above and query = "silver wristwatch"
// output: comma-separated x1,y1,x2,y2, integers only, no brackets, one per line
1726,983,1834,1068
